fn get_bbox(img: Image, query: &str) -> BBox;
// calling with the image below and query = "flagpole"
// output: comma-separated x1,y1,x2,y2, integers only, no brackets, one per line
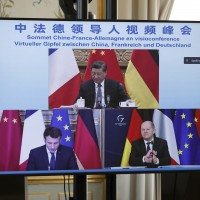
106,0,117,20
77,0,89,19
74,175,87,200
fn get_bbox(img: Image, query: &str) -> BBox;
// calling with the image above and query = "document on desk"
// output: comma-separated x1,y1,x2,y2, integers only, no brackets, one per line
158,165,200,168
109,166,146,169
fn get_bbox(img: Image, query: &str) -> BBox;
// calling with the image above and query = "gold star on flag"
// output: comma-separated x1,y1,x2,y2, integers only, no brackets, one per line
184,143,189,148
57,115,62,121
100,50,105,56
65,136,71,142
12,118,17,124
178,149,183,155
181,113,186,119
3,117,8,122
186,121,192,127
91,49,96,54
188,133,193,139
64,124,69,130
194,117,198,123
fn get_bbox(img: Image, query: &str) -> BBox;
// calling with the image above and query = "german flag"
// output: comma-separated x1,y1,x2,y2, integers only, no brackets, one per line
121,109,153,166
125,50,159,108
74,109,102,169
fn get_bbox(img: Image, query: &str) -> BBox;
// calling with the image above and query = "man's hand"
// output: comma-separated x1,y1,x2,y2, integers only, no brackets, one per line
144,150,158,164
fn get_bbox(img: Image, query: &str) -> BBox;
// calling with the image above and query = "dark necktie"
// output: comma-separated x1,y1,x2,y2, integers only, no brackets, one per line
50,152,55,170
146,142,151,152
96,83,102,108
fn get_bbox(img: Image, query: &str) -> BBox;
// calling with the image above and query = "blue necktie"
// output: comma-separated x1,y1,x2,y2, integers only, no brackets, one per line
146,142,151,152
50,152,55,170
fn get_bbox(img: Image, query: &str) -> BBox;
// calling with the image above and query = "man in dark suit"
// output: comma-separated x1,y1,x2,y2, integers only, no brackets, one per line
26,127,78,170
76,60,130,108
129,121,171,167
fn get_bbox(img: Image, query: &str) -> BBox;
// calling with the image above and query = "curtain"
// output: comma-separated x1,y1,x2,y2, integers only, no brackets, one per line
117,174,161,200
131,0,175,20
116,1,175,200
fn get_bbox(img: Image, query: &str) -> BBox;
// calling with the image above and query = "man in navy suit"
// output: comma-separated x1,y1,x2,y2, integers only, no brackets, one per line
76,60,130,108
129,121,171,167
26,127,78,170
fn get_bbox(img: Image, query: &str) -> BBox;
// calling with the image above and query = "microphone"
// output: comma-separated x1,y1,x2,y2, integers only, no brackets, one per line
146,141,158,168
106,95,110,108
96,97,102,109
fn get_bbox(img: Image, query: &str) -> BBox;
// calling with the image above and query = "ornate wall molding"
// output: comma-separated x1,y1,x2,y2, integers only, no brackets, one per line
0,0,15,17
73,49,132,67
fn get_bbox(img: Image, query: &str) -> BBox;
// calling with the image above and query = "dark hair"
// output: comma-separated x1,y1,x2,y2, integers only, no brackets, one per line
91,61,107,72
43,127,62,139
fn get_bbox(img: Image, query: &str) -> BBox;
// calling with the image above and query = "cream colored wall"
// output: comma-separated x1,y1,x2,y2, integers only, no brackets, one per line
27,175,106,200
117,0,132,19
89,0,98,18
1,0,61,18
0,0,130,19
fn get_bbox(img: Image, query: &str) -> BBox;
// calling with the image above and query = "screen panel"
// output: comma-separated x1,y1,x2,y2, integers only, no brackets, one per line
0,19,200,109
0,19,200,175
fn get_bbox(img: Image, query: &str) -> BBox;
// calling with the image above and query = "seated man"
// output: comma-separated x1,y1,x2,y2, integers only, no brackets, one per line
129,121,171,167
26,127,78,170
76,60,130,108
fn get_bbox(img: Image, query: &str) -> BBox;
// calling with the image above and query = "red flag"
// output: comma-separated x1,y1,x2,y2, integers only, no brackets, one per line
84,49,124,85
0,110,22,171
195,109,200,138
49,48,81,108
74,109,101,169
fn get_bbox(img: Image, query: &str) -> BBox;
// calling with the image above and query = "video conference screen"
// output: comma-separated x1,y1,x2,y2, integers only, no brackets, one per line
0,19,200,174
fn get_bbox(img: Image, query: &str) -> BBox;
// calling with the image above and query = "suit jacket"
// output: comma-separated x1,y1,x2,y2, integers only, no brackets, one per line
77,78,129,108
129,136,171,166
26,145,78,170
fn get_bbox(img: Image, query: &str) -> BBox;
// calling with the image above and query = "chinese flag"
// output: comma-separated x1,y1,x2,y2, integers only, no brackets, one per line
0,110,22,171
84,49,124,85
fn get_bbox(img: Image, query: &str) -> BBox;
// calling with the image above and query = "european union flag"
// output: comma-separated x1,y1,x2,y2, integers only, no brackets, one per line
51,109,74,148
174,109,200,164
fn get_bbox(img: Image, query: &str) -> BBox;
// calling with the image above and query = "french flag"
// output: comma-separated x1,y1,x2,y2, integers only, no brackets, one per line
74,109,102,169
153,109,180,165
48,48,81,109
19,110,45,170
